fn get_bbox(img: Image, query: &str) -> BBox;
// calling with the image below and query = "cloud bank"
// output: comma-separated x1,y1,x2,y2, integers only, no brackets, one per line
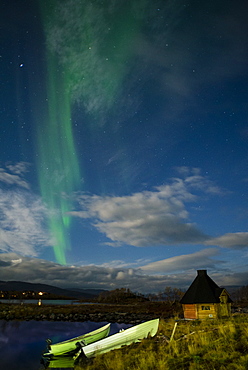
140,248,221,273
0,252,247,293
0,161,247,293
0,163,52,256
0,190,52,256
0,164,247,261
0,162,30,189
205,233,248,249
71,178,200,246
70,169,228,248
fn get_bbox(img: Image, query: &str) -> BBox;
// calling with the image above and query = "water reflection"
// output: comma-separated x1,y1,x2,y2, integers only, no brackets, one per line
0,320,130,370
41,355,75,369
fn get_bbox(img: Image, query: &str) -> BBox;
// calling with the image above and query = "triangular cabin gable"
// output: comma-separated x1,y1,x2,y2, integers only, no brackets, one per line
180,270,232,319
219,289,229,303
218,289,232,317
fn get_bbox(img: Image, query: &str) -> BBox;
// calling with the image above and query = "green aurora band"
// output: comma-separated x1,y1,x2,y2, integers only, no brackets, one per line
37,0,148,264
40,0,146,119
36,53,81,265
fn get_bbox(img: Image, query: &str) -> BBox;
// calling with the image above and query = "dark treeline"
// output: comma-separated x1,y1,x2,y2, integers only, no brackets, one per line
95,288,149,304
147,287,184,304
94,286,248,306
93,287,184,305
232,285,248,303
1,285,248,305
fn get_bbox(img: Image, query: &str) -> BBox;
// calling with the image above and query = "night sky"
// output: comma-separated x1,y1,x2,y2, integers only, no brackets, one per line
0,0,247,292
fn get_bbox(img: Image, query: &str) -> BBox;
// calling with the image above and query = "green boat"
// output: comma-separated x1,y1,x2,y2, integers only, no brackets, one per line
77,318,159,359
43,323,110,357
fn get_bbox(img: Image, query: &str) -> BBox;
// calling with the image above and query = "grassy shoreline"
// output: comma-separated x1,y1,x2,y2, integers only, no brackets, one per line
2,302,248,369
75,315,248,370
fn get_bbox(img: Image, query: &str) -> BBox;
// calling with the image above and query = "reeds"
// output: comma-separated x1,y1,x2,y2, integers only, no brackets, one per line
75,315,248,370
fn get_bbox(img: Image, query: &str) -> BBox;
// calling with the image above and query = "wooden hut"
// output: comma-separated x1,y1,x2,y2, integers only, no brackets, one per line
180,270,232,319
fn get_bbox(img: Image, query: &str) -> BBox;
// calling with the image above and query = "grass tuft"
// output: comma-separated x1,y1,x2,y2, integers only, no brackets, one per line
75,315,248,370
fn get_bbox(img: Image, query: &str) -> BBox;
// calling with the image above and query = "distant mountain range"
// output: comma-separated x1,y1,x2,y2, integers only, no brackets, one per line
0,280,106,300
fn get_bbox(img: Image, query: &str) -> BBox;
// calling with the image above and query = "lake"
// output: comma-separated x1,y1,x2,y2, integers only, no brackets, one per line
0,320,131,370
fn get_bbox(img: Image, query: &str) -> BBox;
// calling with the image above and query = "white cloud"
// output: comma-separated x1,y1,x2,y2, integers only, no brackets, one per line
70,169,243,250
0,189,52,256
99,259,152,269
215,271,248,287
0,163,54,257
205,232,248,249
94,215,206,247
140,248,220,273
0,164,30,189
70,171,218,247
5,162,30,176
174,167,224,195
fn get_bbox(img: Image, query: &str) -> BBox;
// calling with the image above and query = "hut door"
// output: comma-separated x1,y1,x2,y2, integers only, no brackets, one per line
184,304,197,319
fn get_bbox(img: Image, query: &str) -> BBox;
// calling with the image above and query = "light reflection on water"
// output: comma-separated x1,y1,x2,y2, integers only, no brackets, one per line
0,320,131,370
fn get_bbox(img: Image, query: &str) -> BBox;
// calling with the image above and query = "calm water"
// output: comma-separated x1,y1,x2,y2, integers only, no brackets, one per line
0,320,131,370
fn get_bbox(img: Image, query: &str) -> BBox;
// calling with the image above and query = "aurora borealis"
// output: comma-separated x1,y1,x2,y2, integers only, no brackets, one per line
35,56,81,264
41,0,144,118
35,0,148,264
0,0,248,292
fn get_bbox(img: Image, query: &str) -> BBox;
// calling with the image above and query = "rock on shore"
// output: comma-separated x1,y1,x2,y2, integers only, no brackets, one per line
0,303,162,324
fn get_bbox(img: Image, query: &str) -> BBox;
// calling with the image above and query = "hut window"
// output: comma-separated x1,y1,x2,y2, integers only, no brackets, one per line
201,306,210,310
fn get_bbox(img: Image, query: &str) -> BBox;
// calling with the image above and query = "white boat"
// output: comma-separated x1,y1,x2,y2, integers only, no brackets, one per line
78,318,159,359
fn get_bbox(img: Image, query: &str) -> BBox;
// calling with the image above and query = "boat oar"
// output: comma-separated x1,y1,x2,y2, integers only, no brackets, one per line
169,322,178,342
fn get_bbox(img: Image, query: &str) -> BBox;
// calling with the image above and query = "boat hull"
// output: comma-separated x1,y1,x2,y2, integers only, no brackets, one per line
43,323,110,357
82,318,159,359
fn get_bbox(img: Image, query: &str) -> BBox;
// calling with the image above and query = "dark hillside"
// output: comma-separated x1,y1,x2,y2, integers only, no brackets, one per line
0,280,99,299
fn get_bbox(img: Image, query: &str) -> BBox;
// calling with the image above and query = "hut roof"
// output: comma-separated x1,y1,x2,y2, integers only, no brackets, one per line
180,270,232,304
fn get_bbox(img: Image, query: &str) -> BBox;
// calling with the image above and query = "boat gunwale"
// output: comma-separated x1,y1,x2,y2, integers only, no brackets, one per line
50,323,110,348
82,318,159,358
44,323,111,357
